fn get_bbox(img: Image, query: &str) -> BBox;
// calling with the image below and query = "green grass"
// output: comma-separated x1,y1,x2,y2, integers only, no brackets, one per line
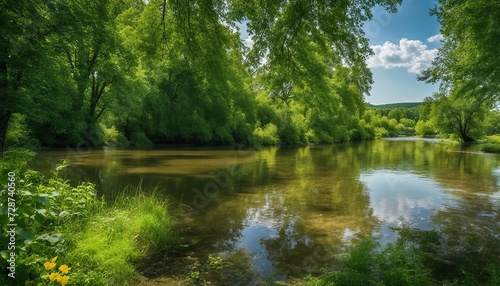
303,237,431,286
1,152,177,286
301,225,500,286
61,192,177,286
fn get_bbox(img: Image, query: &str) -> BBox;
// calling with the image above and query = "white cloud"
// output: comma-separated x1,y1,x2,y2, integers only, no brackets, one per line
243,36,254,48
427,34,444,43
367,38,439,74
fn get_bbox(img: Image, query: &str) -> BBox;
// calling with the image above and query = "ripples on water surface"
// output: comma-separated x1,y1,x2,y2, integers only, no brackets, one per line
35,139,500,280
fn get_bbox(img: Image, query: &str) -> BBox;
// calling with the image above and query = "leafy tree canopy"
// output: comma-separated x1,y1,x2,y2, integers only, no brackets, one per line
420,0,500,102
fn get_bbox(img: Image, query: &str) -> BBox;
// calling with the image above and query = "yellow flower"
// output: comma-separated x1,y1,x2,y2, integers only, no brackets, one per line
48,272,61,282
57,275,69,286
59,264,70,274
44,256,58,270
44,261,56,270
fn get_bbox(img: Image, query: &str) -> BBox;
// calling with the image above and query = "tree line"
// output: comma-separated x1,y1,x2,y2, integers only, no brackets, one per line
1,0,498,150
0,0,403,150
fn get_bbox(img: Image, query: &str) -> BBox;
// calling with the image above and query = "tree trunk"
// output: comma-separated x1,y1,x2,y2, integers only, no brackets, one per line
460,130,474,143
0,110,12,153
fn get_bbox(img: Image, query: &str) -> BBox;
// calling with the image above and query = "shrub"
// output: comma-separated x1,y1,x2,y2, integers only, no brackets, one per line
1,153,176,285
482,143,500,153
100,124,129,146
485,135,500,144
253,123,279,145
415,120,436,136
230,110,253,144
303,232,432,286
5,113,40,149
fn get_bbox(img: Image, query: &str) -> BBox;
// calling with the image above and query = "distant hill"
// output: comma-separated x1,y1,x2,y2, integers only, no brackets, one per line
367,102,422,109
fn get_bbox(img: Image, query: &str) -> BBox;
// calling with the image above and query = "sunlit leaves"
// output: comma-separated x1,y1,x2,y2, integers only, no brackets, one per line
420,0,500,102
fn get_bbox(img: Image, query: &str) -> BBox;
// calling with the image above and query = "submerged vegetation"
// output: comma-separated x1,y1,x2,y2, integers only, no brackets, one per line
173,225,500,285
303,228,500,286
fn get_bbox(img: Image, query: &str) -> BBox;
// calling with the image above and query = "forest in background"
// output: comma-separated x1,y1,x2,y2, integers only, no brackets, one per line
1,0,499,151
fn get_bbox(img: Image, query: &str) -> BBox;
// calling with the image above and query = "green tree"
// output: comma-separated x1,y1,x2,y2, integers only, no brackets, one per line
0,0,65,151
1,0,404,148
420,1,500,102
429,91,493,143
54,0,134,144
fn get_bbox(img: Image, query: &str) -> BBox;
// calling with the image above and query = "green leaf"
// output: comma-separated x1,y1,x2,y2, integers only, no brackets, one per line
38,194,50,205
37,233,64,245
34,212,46,224
59,210,70,217
16,227,34,241
0,251,8,260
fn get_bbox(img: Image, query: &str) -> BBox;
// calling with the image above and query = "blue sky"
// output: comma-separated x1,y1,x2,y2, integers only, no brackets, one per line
364,0,441,104
238,0,441,105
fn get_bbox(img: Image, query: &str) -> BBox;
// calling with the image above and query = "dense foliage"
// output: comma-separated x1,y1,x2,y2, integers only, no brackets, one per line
1,0,407,150
417,1,500,144
0,151,176,285
420,0,500,103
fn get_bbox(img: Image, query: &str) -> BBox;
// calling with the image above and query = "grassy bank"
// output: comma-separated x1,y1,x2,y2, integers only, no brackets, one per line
1,149,176,285
302,226,500,286
481,135,500,153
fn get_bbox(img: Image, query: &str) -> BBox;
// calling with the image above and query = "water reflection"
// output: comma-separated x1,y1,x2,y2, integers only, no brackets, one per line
360,170,454,244
34,140,500,280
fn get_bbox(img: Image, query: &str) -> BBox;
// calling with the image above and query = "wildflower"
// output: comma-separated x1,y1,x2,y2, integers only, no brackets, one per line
57,275,69,286
59,264,70,274
44,261,56,270
48,272,61,282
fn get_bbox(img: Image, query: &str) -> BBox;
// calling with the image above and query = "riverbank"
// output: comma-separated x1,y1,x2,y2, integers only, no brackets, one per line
0,149,177,285
481,135,500,153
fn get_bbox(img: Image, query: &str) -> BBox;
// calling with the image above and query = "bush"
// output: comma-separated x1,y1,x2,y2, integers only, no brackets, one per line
0,153,176,285
5,114,40,149
482,143,500,153
253,123,279,145
1,160,99,285
230,110,253,144
485,135,500,144
415,120,436,136
100,124,129,146
278,122,302,144
349,128,366,141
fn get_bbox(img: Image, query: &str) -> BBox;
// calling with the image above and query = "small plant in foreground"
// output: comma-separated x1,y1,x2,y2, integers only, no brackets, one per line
41,256,71,285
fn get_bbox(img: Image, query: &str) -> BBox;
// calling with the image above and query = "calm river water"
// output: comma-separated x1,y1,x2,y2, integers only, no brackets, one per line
35,138,500,281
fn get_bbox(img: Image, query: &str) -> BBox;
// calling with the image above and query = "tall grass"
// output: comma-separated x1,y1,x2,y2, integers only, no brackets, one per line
303,237,431,286
1,151,177,285
62,191,177,285
303,224,500,286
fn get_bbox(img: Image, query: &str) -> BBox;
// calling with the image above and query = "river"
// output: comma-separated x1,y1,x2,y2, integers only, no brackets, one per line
34,138,500,281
